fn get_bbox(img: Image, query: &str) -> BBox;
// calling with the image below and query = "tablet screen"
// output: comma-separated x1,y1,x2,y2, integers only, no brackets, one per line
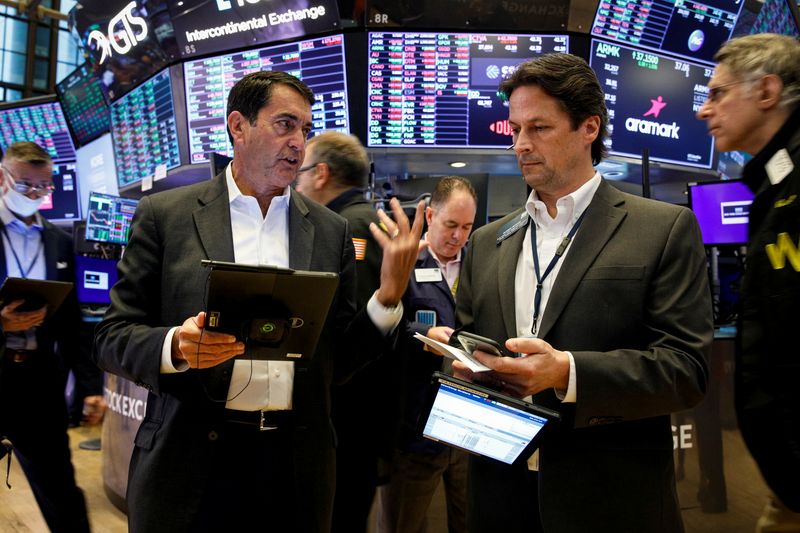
422,379,552,464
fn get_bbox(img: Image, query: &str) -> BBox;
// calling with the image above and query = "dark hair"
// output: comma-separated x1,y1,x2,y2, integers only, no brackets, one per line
430,176,477,209
1,141,52,167
499,53,608,165
306,131,369,188
226,71,315,144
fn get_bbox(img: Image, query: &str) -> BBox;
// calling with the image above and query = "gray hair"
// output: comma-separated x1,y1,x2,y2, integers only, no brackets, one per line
305,131,369,189
714,33,800,110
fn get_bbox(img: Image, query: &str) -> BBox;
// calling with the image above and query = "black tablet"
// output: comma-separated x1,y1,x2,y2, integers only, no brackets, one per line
0,277,74,316
418,372,560,466
201,260,339,361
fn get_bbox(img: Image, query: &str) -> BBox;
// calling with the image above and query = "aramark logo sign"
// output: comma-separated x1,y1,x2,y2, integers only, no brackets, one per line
625,96,680,139
87,1,148,64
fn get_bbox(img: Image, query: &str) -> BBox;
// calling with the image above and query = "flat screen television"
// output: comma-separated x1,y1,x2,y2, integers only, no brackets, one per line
56,62,110,147
68,0,179,101
183,33,350,164
367,32,569,148
74,255,118,305
84,191,139,245
589,39,715,169
168,0,340,59
75,133,119,218
38,162,81,224
688,179,755,245
0,97,77,163
590,0,745,64
110,68,181,189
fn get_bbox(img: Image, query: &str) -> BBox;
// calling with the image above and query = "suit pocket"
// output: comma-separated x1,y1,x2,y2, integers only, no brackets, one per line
134,420,161,451
582,265,645,280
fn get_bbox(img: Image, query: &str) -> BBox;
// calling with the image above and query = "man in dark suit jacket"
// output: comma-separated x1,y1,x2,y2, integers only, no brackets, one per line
294,131,386,532
451,54,712,533
0,141,92,533
697,34,800,528
93,71,423,533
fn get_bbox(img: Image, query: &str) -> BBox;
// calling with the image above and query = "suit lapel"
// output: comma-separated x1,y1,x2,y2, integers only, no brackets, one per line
498,211,528,340
418,249,454,305
0,222,7,280
537,180,627,339
42,224,59,280
193,174,235,262
288,189,313,270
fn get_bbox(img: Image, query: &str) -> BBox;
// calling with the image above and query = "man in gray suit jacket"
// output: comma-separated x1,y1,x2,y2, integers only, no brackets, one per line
451,54,713,533
94,71,423,533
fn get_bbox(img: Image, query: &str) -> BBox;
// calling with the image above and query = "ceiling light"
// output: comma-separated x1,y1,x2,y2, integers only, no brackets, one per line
449,161,467,168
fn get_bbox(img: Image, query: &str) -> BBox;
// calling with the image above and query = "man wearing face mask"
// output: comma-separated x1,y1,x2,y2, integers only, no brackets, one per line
0,141,93,532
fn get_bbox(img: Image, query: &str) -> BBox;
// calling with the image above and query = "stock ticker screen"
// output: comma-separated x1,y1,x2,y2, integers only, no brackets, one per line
367,32,569,148
591,0,744,64
184,34,349,164
56,63,110,146
84,191,139,245
0,101,76,163
589,39,715,168
110,69,181,188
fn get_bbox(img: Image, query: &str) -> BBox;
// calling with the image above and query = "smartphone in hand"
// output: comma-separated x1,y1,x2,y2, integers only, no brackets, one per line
456,331,514,357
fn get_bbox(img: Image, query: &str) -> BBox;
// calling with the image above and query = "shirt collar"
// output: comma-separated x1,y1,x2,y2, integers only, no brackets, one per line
225,163,291,210
525,171,602,227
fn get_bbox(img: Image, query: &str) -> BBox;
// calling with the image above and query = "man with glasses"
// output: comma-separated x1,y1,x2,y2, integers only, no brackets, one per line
697,33,800,530
0,141,92,532
294,131,387,533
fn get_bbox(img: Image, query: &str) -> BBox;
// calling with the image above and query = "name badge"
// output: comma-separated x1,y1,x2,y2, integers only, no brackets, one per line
415,268,443,283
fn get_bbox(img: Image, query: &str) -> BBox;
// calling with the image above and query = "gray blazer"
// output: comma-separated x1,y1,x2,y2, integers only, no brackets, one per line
457,179,712,533
94,173,388,532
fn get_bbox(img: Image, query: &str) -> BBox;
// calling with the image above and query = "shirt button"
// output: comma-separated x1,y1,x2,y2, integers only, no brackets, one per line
274,369,281,377
208,431,218,441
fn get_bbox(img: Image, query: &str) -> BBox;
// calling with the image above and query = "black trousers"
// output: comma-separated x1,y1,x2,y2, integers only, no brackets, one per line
467,456,543,533
0,353,91,533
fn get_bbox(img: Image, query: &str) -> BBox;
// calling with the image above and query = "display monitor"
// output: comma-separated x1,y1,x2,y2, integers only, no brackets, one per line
110,69,181,188
590,39,715,169
748,0,800,36
68,0,179,101
75,134,119,218
168,0,340,59
38,162,81,224
56,62,110,146
688,179,755,245
184,33,350,164
74,255,118,305
0,98,77,163
590,0,745,64
367,32,569,148
84,191,139,245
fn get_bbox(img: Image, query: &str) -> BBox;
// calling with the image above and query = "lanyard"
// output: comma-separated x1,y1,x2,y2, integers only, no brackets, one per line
529,210,587,337
1,224,44,279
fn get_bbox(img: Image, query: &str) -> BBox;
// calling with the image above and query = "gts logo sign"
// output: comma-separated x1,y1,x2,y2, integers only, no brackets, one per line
86,2,148,64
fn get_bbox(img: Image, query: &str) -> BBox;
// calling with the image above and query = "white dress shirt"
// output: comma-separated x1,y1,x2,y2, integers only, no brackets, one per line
160,165,403,411
514,172,602,404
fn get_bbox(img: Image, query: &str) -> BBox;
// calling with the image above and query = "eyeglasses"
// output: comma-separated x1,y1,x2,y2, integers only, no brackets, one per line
1,165,55,196
297,162,319,173
704,78,760,105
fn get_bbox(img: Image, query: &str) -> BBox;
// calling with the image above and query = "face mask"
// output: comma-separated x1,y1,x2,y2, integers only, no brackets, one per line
3,188,45,217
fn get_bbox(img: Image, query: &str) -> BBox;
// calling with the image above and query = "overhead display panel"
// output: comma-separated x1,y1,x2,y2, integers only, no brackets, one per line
590,0,744,64
70,0,179,101
110,69,181,188
589,39,715,169
184,33,349,164
367,32,569,148
365,0,570,31
0,99,77,163
168,0,340,59
56,62,110,146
